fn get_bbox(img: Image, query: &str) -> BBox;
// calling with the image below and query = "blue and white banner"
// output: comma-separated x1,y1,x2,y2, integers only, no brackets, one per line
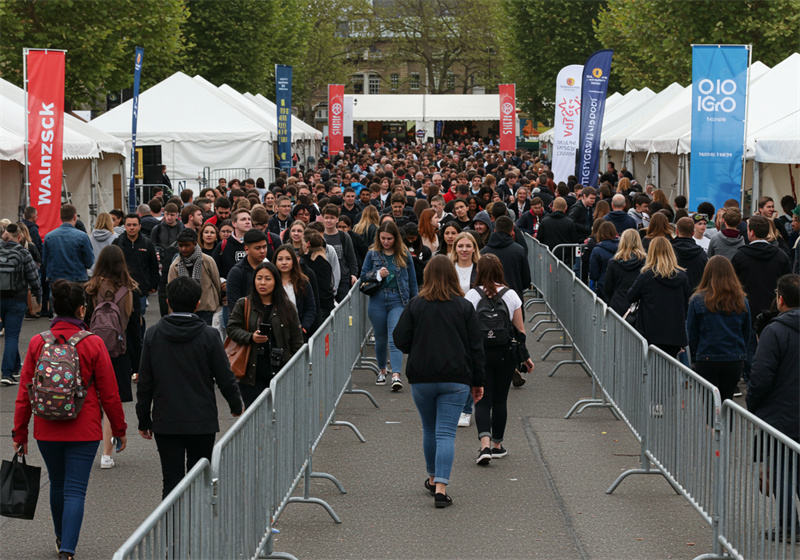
689,45,748,213
129,46,143,211
275,64,292,171
578,49,613,187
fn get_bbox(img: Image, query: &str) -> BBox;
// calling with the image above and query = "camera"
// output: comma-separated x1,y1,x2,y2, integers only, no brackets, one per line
270,348,285,368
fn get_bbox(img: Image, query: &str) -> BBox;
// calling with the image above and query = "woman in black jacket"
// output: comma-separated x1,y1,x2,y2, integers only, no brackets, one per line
627,237,691,358
300,230,336,325
272,244,317,338
603,229,646,315
227,262,304,407
393,255,485,508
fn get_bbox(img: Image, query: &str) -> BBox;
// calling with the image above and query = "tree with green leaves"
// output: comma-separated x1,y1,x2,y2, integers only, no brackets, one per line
501,0,604,121
595,0,800,92
0,0,189,110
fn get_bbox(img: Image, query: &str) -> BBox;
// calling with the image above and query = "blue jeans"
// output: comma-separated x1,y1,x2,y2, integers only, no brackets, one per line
37,440,99,555
1,298,26,377
461,391,473,415
367,288,404,374
411,382,470,485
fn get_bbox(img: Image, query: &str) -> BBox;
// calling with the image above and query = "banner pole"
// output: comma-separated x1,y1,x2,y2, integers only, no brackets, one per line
741,44,752,213
22,48,30,218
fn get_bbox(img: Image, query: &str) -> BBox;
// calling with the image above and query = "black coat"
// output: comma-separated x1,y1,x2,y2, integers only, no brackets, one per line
627,269,690,347
568,200,593,238
537,211,580,265
393,296,485,388
603,256,644,316
136,313,243,433
300,253,335,311
731,242,792,324
481,232,531,300
746,309,799,440
112,234,159,294
672,237,708,291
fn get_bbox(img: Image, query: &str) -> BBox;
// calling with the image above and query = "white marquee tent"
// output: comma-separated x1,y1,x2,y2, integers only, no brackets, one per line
0,78,125,225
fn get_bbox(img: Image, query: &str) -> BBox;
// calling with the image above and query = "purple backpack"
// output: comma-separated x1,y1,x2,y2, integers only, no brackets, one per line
89,286,128,358
27,331,93,421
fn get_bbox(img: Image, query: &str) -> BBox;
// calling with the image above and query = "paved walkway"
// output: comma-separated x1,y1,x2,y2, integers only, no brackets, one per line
1,298,716,559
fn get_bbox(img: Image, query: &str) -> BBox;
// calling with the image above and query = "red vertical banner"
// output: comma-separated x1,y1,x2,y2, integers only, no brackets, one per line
498,83,516,153
328,84,344,155
27,50,65,237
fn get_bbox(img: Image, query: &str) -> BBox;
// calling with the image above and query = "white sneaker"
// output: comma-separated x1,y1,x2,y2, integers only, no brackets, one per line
100,455,114,469
458,413,471,427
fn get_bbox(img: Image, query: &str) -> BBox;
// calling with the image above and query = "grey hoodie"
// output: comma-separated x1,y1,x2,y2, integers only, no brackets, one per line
88,229,118,276
707,229,744,260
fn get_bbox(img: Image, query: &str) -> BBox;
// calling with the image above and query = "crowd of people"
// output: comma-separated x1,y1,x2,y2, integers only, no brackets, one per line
2,138,799,555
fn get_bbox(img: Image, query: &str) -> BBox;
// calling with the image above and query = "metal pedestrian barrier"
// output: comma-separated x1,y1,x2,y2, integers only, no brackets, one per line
113,284,377,560
524,234,799,560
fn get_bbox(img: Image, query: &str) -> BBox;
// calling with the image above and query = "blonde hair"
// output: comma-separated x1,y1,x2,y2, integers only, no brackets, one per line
94,212,115,233
642,237,684,278
614,229,647,262
448,232,480,265
353,205,380,235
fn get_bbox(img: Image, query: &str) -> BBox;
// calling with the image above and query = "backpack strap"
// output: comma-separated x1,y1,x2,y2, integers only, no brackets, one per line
220,238,228,254
67,330,93,347
40,330,56,345
496,287,510,300
66,330,94,389
112,286,129,305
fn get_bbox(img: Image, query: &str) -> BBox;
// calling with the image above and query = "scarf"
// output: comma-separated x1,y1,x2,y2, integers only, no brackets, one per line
177,244,203,283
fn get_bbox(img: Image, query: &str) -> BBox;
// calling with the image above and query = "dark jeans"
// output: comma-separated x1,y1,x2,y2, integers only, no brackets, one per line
474,347,516,443
37,440,99,555
154,433,215,499
158,274,169,317
693,360,742,402
127,297,143,374
1,298,26,377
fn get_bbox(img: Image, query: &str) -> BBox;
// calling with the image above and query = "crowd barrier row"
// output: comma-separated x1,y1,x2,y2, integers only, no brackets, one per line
524,235,799,560
112,284,377,560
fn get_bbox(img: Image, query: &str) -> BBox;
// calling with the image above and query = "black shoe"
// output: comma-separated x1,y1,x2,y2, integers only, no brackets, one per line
477,447,492,466
491,445,508,458
58,552,74,560
424,479,435,496
434,492,452,508
391,376,403,392
0,376,19,386
55,536,61,555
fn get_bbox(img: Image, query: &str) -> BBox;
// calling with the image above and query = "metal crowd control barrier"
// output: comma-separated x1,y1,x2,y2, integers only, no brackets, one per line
524,235,799,559
113,285,378,560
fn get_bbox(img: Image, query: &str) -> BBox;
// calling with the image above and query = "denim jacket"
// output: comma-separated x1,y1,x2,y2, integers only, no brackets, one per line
686,295,751,362
42,223,94,282
360,249,418,305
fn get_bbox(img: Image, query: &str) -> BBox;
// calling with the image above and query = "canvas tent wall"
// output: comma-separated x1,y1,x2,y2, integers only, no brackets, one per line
0,78,125,226
244,92,322,165
90,72,274,197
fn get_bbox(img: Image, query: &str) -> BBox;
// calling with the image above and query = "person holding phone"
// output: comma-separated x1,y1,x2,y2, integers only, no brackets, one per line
227,262,304,407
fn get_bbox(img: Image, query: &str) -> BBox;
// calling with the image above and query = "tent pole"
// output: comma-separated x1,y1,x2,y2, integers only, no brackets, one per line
90,158,98,229
752,161,760,212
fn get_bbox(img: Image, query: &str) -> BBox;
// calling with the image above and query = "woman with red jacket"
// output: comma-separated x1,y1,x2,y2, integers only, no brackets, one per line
13,280,127,560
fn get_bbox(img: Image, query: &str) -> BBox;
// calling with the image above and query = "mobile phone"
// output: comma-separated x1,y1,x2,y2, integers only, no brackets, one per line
259,323,271,335
112,437,122,452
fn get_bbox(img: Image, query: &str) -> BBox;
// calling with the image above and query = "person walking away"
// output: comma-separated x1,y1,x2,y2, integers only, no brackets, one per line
603,194,637,234
393,255,485,508
673,216,709,291
603,229,646,315
588,221,619,301
745,273,799,541
537,197,581,266
226,262,303,407
360,220,418,390
707,207,745,260
627,237,691,358
481,216,530,301
686,256,751,402
13,280,127,560
1,224,42,385
731,215,791,383
167,229,222,326
87,213,118,277
85,245,137,468
465,254,533,465
300,230,335,324
137,276,243,499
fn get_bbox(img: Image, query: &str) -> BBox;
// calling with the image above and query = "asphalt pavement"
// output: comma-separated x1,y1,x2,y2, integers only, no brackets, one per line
1,298,714,559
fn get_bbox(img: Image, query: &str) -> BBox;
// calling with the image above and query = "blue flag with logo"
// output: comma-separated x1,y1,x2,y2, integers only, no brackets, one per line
275,64,292,171
578,49,613,187
129,47,144,212
689,45,748,213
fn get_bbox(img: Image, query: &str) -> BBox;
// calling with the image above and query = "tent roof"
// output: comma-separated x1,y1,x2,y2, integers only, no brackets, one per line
1,78,124,161
744,54,800,159
601,83,685,151
347,94,502,121
244,92,322,139
91,72,273,142
753,111,800,163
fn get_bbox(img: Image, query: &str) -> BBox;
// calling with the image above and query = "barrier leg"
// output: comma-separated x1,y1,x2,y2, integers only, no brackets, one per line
344,375,380,408
330,419,366,442
537,326,563,342
287,463,342,523
549,345,592,378
606,453,680,495
260,534,299,560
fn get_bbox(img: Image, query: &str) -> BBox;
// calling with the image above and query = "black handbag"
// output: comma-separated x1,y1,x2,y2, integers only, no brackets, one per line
359,253,386,296
1,453,41,520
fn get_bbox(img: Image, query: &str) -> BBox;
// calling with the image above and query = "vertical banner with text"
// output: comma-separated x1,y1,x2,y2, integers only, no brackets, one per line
275,64,293,171
128,47,144,211
578,49,613,187
689,45,749,213
552,65,583,183
498,84,516,152
328,85,344,155
26,49,65,236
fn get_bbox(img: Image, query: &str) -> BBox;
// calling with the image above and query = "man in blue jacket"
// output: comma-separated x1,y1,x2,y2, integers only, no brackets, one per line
604,194,638,235
42,204,94,285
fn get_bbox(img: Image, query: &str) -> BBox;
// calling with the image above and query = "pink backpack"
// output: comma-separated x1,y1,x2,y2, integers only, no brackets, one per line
89,286,128,358
27,331,93,420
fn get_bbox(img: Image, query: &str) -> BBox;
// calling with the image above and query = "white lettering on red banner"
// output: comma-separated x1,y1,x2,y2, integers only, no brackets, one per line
498,84,516,152
328,84,344,154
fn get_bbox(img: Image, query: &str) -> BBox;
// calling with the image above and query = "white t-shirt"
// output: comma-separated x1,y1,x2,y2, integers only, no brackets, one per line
693,235,710,252
465,284,522,321
456,263,474,294
284,282,296,306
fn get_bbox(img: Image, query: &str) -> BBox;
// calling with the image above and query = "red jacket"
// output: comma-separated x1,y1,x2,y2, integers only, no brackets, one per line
13,320,127,444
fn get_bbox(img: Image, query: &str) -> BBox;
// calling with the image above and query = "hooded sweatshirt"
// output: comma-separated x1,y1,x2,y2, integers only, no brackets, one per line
604,210,637,235
589,238,619,300
731,241,792,324
671,237,708,291
136,313,243,434
603,256,644,315
707,228,744,260
481,231,530,300
627,269,690,347
89,229,118,276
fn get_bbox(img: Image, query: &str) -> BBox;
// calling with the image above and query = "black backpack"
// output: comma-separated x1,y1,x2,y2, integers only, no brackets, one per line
475,287,513,347
0,244,26,292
